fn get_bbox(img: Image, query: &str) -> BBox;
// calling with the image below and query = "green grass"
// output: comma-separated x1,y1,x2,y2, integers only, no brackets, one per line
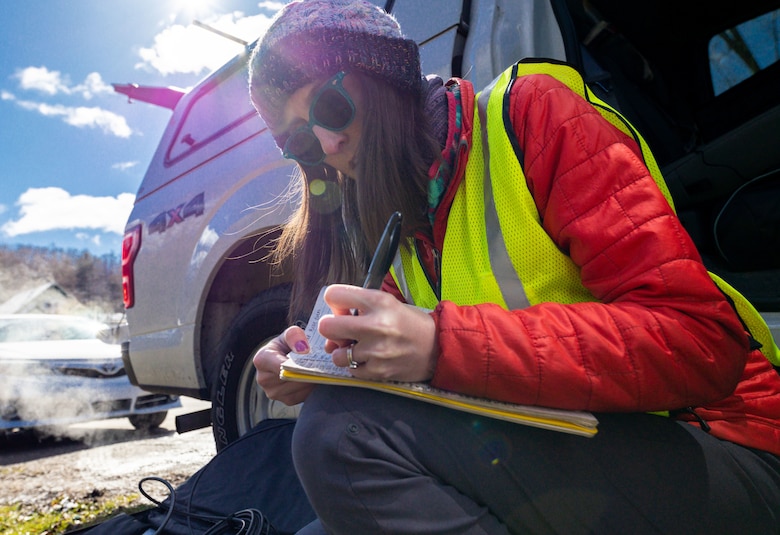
0,494,149,535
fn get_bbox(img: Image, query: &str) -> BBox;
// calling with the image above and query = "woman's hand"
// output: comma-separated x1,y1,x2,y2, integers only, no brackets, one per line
253,325,316,406
318,284,439,382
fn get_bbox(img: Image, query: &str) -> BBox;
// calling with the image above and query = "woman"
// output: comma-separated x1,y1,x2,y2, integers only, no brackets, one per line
250,0,780,533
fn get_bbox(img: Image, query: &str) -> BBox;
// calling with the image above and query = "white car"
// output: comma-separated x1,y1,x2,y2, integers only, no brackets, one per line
0,314,180,433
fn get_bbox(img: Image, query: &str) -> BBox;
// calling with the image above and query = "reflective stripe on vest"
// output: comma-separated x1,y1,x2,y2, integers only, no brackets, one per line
392,61,594,310
392,59,779,365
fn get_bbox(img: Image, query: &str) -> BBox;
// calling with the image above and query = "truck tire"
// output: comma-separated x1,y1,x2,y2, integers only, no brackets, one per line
211,283,301,451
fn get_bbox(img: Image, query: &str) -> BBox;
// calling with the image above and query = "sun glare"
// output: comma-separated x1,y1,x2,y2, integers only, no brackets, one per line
171,0,218,21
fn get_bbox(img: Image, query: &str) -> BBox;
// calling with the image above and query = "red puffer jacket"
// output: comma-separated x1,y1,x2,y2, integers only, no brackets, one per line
393,73,780,455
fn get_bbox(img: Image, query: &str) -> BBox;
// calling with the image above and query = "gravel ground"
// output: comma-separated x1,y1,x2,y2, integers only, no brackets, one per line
0,398,216,520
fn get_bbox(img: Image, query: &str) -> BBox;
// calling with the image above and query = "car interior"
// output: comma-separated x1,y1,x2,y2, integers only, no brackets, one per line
563,0,780,313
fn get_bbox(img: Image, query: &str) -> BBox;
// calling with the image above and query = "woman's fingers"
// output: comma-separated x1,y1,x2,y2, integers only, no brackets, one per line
253,326,315,405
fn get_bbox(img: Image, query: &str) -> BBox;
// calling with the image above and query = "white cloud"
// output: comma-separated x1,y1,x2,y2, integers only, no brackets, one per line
112,161,139,172
7,67,129,137
258,1,286,10
14,66,70,95
79,72,114,99
14,99,133,138
13,67,112,99
1,187,135,237
136,11,277,75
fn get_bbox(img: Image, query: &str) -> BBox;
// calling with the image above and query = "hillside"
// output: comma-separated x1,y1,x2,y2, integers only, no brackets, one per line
0,245,123,318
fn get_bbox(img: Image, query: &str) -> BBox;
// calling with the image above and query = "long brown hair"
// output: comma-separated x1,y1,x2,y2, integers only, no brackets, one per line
274,74,441,322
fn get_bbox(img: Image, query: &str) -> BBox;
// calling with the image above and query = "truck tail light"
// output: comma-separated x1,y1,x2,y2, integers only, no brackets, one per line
122,225,142,308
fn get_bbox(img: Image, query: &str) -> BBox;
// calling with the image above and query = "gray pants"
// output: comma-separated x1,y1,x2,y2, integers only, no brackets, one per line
292,386,780,534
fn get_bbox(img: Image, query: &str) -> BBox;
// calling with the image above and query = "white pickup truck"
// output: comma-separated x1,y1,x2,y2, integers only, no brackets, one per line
120,0,780,450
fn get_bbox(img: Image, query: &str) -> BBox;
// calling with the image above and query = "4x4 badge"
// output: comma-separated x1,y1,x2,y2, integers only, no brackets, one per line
149,192,205,234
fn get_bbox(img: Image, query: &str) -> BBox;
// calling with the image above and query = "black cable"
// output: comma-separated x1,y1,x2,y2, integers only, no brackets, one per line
202,509,276,535
137,476,277,535
138,477,177,535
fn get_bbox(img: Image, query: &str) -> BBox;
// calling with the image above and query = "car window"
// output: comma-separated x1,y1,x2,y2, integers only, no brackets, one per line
0,317,102,342
165,60,260,165
709,9,780,96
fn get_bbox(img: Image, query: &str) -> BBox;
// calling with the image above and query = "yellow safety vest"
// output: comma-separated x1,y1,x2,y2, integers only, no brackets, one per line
392,59,779,367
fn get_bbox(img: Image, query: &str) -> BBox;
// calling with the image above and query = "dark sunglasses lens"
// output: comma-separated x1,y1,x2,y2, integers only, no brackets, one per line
286,130,324,165
313,88,353,130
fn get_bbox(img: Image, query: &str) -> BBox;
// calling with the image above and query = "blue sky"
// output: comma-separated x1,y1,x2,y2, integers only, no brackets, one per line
0,0,284,257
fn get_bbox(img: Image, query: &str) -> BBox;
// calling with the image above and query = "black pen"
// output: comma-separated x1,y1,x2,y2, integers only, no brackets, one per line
362,211,403,290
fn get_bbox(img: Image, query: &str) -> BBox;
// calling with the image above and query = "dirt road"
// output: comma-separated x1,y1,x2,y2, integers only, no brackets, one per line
0,397,216,518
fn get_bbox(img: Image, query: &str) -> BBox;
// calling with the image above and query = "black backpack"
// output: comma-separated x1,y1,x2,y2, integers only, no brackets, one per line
80,419,316,535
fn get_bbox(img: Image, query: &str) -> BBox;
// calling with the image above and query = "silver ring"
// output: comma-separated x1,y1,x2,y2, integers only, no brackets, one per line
346,344,358,369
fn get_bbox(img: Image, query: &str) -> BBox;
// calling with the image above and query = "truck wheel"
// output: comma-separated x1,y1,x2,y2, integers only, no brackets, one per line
211,283,301,451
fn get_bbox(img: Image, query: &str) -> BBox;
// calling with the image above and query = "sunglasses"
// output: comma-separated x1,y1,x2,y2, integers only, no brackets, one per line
282,71,356,166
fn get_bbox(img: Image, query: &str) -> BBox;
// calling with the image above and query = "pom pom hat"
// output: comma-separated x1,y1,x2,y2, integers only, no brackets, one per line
249,0,422,136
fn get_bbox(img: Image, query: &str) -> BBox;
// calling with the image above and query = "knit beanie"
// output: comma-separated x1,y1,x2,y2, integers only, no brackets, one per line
249,0,422,134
